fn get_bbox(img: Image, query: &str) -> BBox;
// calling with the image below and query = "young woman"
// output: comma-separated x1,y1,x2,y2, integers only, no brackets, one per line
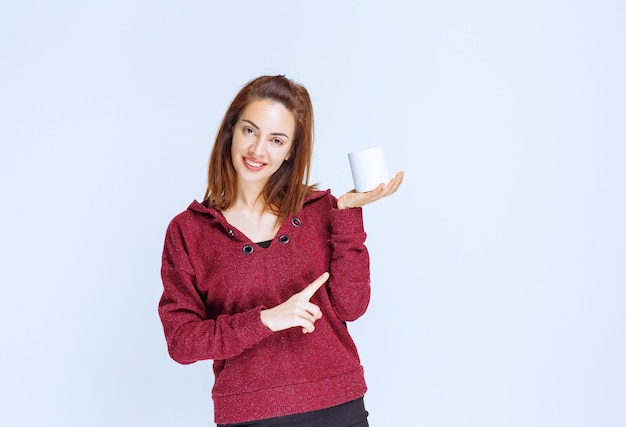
158,75,403,426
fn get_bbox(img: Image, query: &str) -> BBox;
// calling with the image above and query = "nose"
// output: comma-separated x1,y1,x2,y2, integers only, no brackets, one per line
250,137,266,158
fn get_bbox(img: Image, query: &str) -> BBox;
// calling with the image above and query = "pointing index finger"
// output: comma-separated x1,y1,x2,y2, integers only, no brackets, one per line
299,272,330,301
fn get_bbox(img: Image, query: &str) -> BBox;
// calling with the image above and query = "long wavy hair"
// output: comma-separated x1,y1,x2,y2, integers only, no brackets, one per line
204,75,316,221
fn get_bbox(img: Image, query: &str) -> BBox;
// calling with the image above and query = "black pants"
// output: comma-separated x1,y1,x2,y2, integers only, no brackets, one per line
218,397,369,427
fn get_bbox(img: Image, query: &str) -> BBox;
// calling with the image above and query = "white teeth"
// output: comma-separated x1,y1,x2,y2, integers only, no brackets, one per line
245,158,263,167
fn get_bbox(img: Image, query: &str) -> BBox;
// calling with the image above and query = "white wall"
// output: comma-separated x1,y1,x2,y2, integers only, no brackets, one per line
1,1,624,426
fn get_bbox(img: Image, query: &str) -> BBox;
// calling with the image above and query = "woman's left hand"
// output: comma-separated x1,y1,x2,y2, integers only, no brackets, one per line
337,171,404,209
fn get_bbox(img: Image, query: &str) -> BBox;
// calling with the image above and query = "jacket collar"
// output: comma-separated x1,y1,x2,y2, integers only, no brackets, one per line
187,189,329,217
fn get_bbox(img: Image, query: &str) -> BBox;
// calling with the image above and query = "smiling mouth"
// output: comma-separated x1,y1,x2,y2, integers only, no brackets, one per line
244,157,265,168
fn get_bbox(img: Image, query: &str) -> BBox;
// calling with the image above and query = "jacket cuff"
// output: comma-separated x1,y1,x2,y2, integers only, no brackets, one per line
330,206,364,235
236,306,275,348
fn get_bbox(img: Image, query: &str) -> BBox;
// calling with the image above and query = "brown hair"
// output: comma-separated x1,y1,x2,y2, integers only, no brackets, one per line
204,75,316,220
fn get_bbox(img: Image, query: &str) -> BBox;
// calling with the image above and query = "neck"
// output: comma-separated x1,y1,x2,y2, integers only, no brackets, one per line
234,182,266,215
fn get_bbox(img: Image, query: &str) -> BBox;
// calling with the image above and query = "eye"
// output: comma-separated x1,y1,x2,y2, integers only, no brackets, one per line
273,138,284,145
243,126,255,135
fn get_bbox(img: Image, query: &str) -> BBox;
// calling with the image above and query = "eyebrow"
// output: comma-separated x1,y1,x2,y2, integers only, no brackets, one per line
241,119,290,140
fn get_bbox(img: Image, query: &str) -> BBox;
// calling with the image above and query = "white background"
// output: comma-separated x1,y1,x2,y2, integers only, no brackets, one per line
1,1,625,426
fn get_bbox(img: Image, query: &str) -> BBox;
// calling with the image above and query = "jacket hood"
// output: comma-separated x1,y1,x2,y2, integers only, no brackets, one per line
186,189,330,217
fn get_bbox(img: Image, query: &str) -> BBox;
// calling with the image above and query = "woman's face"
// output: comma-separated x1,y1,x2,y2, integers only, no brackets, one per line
231,99,295,189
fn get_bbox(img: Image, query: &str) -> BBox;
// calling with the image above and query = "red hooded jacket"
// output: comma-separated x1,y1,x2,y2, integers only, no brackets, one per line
158,190,370,424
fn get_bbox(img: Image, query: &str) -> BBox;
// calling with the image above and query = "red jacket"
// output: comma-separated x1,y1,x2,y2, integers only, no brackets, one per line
158,190,370,424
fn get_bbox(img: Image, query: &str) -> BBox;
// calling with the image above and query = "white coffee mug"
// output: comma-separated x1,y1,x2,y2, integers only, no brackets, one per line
348,146,389,192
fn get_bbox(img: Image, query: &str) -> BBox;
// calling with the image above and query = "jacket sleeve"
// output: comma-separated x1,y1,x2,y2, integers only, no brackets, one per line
327,198,371,321
158,219,273,365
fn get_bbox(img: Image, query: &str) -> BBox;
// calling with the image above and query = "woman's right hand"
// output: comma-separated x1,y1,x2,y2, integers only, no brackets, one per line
260,272,330,334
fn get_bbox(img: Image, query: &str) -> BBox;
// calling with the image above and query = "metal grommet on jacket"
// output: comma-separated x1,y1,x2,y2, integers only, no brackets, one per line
278,235,290,244
227,229,234,238
242,244,254,255
291,217,302,227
